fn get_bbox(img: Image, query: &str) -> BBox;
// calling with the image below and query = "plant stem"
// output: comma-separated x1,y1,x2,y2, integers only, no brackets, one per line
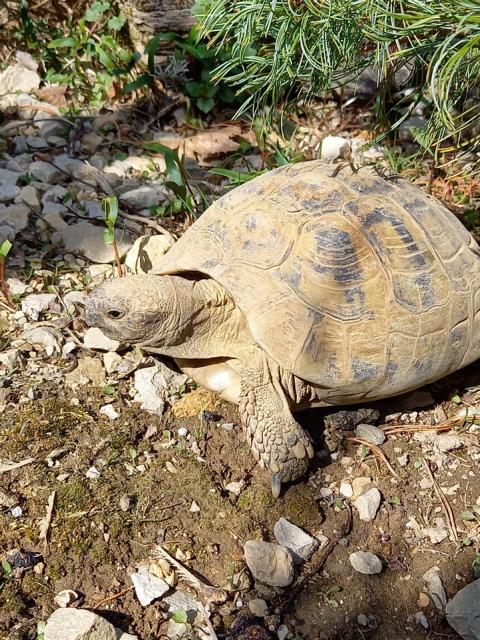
0,258,13,308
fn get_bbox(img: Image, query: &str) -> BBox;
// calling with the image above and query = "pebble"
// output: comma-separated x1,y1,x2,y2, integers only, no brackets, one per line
99,404,119,420
320,135,351,160
29,160,63,183
0,349,22,371
120,184,168,209
23,327,64,356
190,500,201,513
418,592,430,608
0,64,40,97
18,184,40,209
53,589,79,608
415,611,429,629
65,357,106,387
434,433,462,452
0,184,21,202
44,608,117,640
248,598,268,618
244,540,295,587
349,551,382,575
277,624,289,640
0,168,20,184
103,352,123,374
83,327,120,352
422,526,448,544
125,234,173,274
357,614,368,626
355,424,386,445
351,476,372,499
86,466,101,479
164,590,198,620
134,363,187,416
339,481,353,498
130,567,169,606
353,488,381,521
273,517,319,563
224,480,245,495
178,427,188,437
21,293,57,320
423,567,447,612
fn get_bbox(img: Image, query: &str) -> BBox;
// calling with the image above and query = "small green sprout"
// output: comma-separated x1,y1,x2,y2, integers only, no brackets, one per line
0,240,13,307
102,196,124,276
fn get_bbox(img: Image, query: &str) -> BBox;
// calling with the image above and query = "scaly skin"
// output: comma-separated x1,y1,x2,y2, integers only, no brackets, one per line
238,348,314,498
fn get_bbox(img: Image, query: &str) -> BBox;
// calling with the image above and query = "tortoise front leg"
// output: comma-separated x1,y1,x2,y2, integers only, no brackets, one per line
238,351,314,498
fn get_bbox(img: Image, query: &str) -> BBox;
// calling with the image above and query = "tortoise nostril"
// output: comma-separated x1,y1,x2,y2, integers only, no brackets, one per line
107,309,123,319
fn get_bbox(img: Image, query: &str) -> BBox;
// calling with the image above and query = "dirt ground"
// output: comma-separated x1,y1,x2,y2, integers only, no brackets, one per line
2,360,480,640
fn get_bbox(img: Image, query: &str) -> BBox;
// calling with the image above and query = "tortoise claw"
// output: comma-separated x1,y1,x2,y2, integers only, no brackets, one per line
271,472,283,499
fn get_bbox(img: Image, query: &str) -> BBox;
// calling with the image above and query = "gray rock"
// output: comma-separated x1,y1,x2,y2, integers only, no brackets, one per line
349,551,382,575
29,161,63,184
17,185,40,209
23,327,64,356
0,203,29,234
398,116,426,142
415,611,429,630
423,567,447,612
0,349,22,371
134,363,187,416
248,598,268,618
422,526,449,544
446,580,480,640
65,357,106,388
120,184,168,209
0,184,21,202
21,293,57,320
353,488,381,521
0,169,21,184
355,424,386,445
434,433,462,452
44,608,117,640
244,540,295,587
130,567,169,606
277,624,289,640
273,517,319,563
60,221,132,263
103,352,123,374
83,327,120,352
164,590,199,622
0,65,40,97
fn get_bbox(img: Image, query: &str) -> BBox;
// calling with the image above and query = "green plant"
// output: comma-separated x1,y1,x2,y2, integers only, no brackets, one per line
0,240,13,308
473,554,480,578
199,0,480,161
322,584,342,608
102,196,124,276
0,559,13,593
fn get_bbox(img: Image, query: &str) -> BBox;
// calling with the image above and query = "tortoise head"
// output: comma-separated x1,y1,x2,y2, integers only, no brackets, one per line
85,275,180,347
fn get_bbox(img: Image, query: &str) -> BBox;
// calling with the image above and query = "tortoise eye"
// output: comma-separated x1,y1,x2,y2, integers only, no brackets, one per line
107,308,124,319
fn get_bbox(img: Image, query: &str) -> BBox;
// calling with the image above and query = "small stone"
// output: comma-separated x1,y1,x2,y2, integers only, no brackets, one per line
277,624,289,640
0,203,29,236
273,517,319,563
59,221,131,264
351,477,372,499
190,500,200,513
422,527,449,544
125,234,174,274
353,488,381,521
0,65,40,96
244,540,295,587
418,592,430,608
225,480,245,496
83,327,120,351
86,466,101,479
349,551,382,575
6,278,28,295
178,427,188,437
434,434,462,452
17,185,40,209
54,589,79,608
120,184,168,209
415,611,429,630
29,160,63,183
44,608,117,640
134,364,187,416
23,327,64,356
0,184,21,202
355,424,386,445
357,614,368,626
130,567,169,606
340,481,353,498
103,352,123,374
21,293,57,320
0,169,21,184
248,598,268,618
65,357,106,387
164,590,198,621
100,404,119,420
0,349,22,371
11,506,22,518
119,495,131,511
397,453,409,467
320,136,351,161
446,579,480,639
423,567,447,612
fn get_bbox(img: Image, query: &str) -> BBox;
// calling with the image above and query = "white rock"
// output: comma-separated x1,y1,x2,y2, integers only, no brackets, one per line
120,184,168,209
60,221,131,263
134,363,187,416
434,434,462,452
351,476,372,499
320,136,351,161
353,488,381,521
0,203,29,235
23,327,63,356
415,611,429,629
273,517,319,563
190,500,201,513
44,608,117,640
349,551,382,575
103,352,123,374
244,540,295,587
166,620,187,640
164,590,199,620
65,357,106,387
0,349,21,371
86,467,101,479
277,624,289,640
21,293,57,320
130,567,169,606
355,424,385,445
54,589,79,608
0,65,40,97
100,404,119,420
125,234,174,274
83,327,120,352
16,51,38,72
340,481,353,497
6,278,28,295
422,527,449,544
177,427,188,437
225,480,245,495
248,598,268,618
0,184,21,202
29,161,63,184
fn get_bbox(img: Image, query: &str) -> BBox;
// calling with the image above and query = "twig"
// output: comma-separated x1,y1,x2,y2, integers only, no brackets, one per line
279,504,353,610
347,437,400,479
92,585,134,609
383,416,466,436
16,103,74,126
118,207,177,242
422,458,458,542
38,490,56,547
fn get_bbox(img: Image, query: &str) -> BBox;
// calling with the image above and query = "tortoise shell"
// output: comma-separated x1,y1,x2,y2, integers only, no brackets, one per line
153,161,480,403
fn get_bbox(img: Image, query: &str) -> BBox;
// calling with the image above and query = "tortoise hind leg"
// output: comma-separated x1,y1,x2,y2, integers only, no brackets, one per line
238,350,314,498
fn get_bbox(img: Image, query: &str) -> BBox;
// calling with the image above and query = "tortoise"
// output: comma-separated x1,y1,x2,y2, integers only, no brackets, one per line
85,161,480,497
